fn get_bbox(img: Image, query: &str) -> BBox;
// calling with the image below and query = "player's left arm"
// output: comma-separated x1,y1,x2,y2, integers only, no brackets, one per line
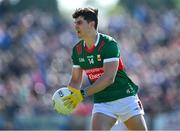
63,40,120,109
84,39,120,96
63,60,118,109
85,60,118,96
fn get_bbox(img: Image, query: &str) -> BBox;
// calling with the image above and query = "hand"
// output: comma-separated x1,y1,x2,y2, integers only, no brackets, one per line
63,86,83,110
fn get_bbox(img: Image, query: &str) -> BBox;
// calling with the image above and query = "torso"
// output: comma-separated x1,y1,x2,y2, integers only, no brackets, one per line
72,33,139,103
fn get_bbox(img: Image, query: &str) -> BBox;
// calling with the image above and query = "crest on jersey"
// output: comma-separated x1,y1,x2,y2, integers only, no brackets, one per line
97,54,101,61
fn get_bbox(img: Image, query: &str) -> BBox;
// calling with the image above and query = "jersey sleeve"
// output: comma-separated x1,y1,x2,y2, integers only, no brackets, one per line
101,40,120,63
71,46,80,67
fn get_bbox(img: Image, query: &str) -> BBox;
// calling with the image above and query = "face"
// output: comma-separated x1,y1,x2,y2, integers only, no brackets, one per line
74,16,93,38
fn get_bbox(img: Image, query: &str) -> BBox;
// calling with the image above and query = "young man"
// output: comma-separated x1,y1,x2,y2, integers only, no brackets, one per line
63,7,148,130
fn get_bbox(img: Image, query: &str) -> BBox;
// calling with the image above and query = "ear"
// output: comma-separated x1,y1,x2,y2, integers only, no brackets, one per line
89,21,95,29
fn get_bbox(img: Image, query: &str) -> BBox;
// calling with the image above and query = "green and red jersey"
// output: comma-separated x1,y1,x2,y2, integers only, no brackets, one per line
72,33,138,103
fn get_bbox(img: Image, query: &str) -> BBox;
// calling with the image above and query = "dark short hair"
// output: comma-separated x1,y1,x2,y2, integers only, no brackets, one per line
72,7,98,30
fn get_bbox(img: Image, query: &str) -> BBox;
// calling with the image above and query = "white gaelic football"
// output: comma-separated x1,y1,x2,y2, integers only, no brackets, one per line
52,87,74,115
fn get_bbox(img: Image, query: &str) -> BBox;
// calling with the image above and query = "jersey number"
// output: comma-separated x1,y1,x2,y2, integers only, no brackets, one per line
88,58,94,64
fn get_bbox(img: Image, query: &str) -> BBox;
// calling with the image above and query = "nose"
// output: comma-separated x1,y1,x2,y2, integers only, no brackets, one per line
75,24,78,28
74,23,79,29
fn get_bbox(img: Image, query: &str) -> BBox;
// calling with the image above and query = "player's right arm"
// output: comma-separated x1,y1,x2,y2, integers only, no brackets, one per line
63,66,83,109
63,44,84,109
69,66,83,89
69,43,83,89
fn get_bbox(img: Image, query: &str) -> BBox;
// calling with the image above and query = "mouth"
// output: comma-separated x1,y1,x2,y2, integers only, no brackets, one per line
76,30,81,35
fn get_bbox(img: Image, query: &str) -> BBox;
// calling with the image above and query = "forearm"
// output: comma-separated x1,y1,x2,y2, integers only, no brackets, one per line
85,74,115,96
82,61,118,97
69,79,82,89
68,67,83,89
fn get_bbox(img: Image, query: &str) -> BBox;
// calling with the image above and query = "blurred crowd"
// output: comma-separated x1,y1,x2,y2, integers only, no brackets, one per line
0,2,179,130
108,5,180,129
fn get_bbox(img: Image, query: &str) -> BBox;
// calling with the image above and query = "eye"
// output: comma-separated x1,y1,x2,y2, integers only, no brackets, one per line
74,21,83,25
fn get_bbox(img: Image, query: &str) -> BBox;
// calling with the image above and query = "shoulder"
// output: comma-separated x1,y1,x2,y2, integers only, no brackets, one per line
73,40,83,49
99,33,117,43
98,33,120,58
99,33,119,50
72,40,83,55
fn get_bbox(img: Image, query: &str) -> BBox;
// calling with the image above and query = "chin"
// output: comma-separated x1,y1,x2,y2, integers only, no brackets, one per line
77,34,83,39
77,35,82,38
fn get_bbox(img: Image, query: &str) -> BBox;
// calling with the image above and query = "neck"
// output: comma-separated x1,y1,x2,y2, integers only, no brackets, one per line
84,31,97,49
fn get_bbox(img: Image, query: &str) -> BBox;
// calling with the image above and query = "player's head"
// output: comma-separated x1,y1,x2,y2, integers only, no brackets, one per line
72,7,98,30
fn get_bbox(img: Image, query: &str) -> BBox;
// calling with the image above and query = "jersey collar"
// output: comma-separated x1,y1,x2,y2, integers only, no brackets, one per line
95,32,100,46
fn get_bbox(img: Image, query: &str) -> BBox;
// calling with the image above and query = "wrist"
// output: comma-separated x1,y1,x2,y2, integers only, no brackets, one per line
80,88,88,98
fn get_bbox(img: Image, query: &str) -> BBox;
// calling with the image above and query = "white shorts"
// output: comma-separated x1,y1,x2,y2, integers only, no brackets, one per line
92,95,144,122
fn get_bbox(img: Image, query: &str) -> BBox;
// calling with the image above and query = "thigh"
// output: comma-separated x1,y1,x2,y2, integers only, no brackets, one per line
124,114,147,131
92,112,117,130
116,95,145,122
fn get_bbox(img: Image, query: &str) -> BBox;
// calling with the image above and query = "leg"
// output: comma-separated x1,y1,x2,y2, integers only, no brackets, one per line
124,114,147,131
92,112,117,130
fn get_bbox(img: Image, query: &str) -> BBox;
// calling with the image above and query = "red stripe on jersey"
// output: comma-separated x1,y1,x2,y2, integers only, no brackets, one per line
98,41,105,52
118,57,125,70
76,44,82,55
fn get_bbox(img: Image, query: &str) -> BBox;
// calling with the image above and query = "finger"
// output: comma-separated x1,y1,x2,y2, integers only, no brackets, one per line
68,102,77,110
64,101,75,109
72,103,77,109
66,103,74,109
65,101,73,108
62,96,72,101
66,100,76,108
71,101,77,109
63,99,73,106
66,100,78,109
